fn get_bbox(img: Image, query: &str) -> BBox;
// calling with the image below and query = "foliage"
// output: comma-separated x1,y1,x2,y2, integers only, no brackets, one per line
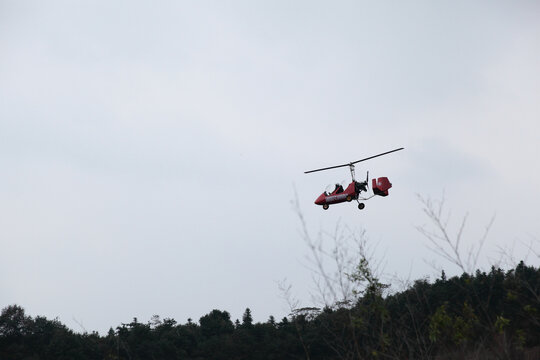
1,262,539,359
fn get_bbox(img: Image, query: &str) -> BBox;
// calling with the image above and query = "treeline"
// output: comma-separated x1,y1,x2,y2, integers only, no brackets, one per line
1,261,539,359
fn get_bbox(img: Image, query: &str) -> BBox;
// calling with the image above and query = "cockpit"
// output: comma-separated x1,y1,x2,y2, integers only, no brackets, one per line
324,183,345,195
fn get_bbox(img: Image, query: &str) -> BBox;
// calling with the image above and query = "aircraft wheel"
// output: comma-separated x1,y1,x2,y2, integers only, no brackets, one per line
346,195,352,202
323,204,329,210
358,203,365,210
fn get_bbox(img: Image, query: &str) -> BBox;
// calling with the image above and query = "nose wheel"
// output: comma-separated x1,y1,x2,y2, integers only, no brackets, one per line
323,204,329,210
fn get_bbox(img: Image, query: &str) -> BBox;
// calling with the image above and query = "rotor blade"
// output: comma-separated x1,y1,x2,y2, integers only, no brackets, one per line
304,163,351,174
350,147,404,165
304,147,404,174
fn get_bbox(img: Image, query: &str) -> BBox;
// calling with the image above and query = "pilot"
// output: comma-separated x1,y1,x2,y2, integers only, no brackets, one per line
334,184,343,193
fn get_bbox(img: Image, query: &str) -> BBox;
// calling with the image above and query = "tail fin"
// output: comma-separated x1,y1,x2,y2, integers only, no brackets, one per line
372,177,392,197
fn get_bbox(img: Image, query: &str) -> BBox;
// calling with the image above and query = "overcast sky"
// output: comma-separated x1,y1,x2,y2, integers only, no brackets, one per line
1,0,539,334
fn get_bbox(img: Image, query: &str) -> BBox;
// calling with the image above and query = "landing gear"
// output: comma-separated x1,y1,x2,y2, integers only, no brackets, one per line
346,195,352,202
323,204,329,210
358,203,365,210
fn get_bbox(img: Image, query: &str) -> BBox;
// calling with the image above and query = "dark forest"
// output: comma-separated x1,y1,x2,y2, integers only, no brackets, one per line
1,261,539,359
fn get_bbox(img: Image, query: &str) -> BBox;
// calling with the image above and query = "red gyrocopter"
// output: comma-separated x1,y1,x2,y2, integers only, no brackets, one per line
305,148,404,210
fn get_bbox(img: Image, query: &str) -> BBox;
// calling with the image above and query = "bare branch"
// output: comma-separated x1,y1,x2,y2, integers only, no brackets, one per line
416,194,495,274
291,190,380,308
277,279,300,314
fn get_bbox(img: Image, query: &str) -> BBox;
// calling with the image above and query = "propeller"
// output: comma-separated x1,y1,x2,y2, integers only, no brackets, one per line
366,171,369,190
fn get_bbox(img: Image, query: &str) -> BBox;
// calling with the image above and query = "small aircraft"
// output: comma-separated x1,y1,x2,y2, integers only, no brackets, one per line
305,148,404,210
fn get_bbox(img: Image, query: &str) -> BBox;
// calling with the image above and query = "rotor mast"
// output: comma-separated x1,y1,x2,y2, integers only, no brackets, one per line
349,163,356,181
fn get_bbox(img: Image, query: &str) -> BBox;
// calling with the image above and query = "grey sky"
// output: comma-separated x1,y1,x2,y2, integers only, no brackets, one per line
1,1,539,334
